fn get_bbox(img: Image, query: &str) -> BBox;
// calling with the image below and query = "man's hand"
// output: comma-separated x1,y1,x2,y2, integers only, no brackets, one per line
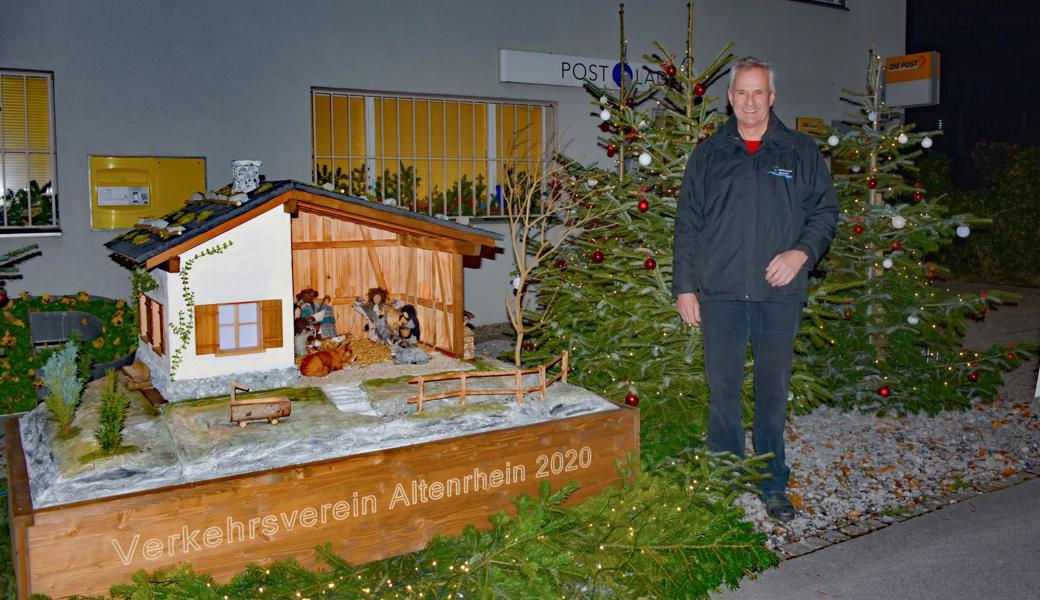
676,292,701,327
765,250,810,287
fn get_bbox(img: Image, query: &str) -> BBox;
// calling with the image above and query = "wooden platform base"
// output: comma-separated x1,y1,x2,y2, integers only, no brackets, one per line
6,404,638,599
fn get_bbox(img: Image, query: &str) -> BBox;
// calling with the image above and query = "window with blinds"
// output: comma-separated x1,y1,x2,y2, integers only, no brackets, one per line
311,90,554,218
1,70,58,232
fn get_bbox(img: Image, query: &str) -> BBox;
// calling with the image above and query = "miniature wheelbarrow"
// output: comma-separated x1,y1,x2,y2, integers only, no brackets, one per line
228,381,291,427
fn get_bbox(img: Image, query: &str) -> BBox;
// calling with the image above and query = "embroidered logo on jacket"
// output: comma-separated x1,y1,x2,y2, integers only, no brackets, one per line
767,167,794,179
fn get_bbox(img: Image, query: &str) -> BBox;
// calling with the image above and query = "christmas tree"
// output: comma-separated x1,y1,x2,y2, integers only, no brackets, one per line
802,49,1032,414
522,6,771,462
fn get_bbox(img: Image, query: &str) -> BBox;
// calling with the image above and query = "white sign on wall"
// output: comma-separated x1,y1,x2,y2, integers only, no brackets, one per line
499,49,666,90
97,185,150,206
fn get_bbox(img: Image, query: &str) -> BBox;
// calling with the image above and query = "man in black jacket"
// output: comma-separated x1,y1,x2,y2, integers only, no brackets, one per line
673,57,838,521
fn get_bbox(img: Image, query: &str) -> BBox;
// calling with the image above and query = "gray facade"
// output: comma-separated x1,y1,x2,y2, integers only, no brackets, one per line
0,0,905,324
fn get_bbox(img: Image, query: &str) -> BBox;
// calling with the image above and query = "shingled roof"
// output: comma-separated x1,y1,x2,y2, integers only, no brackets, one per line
105,180,501,268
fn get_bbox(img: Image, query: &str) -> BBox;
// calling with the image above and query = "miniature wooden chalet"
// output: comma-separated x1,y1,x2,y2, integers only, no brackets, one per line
105,181,499,401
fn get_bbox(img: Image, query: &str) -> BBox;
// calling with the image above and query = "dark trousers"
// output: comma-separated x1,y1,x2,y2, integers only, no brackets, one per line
700,300,803,496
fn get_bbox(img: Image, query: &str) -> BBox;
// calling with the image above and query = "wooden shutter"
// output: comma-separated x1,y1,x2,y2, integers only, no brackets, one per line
194,304,219,355
138,294,148,343
143,297,154,345
261,299,283,349
156,302,166,355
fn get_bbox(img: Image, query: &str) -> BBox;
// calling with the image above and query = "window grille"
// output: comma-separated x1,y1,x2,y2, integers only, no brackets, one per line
0,70,58,232
312,89,554,218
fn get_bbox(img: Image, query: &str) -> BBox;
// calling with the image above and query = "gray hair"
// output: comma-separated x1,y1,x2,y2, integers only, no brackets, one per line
728,56,776,91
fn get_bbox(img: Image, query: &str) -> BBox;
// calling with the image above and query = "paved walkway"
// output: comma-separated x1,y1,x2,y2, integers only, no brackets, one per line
717,282,1040,600
716,477,1040,600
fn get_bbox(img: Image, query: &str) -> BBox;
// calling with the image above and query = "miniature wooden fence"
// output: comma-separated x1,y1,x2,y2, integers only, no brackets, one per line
407,352,569,414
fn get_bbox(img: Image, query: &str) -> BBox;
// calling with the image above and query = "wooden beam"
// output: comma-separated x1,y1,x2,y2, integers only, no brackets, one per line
399,235,478,256
359,228,389,292
452,253,465,356
288,189,497,247
282,199,298,216
292,239,397,250
155,256,180,273
144,195,290,270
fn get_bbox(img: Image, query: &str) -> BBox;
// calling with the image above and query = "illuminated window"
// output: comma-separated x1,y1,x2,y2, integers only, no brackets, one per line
1,70,58,232
311,89,554,217
217,302,261,353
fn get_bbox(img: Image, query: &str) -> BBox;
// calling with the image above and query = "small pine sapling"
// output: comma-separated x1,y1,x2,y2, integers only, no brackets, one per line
41,340,84,435
95,369,131,452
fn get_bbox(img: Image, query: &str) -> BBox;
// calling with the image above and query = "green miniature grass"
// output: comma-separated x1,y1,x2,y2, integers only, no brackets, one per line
78,445,140,465
409,400,508,420
879,506,915,518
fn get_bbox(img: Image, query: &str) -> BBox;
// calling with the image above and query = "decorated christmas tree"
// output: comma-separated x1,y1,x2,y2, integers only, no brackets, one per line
802,49,1032,414
521,5,741,462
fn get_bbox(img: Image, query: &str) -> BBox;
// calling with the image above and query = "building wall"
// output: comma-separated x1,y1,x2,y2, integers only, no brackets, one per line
166,205,295,381
0,0,905,324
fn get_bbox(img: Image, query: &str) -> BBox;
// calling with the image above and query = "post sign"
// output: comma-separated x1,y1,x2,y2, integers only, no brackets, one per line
500,49,666,90
883,51,940,108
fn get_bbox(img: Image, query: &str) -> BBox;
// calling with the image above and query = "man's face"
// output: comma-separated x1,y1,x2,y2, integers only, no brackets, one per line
727,67,775,132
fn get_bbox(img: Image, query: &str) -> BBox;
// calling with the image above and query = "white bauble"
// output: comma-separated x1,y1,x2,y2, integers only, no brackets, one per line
851,165,862,173
882,258,894,269
827,135,840,147
638,152,652,166
599,109,611,121
921,136,933,148
891,215,907,229
511,276,521,290
587,178,598,188
867,111,878,122
638,120,648,129
907,314,920,325
956,225,971,238
600,96,608,105
898,133,909,144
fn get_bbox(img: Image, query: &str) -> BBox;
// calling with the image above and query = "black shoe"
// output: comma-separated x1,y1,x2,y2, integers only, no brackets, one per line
764,492,797,522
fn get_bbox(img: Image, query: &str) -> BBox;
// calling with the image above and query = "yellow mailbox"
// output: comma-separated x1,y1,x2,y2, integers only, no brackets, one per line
89,156,206,230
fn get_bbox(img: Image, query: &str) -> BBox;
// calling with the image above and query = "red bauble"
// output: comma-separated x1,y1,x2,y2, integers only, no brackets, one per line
968,371,980,382
980,290,989,297
606,143,618,154
891,241,902,251
626,131,639,142
555,258,567,270
625,97,635,108
843,308,853,320
853,225,864,235
598,122,612,132
912,191,924,202
693,82,706,96
637,199,650,212
0,291,7,309
914,180,924,189
591,249,605,263
664,63,677,77
878,386,891,398
522,342,534,351
624,393,639,406
866,178,878,189
1007,352,1017,360
644,257,657,270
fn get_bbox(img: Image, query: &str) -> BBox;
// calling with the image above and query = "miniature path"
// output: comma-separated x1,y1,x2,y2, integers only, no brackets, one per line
719,281,1040,599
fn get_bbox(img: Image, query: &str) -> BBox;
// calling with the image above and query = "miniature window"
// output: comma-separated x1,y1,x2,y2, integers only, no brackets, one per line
138,295,165,355
1,70,59,233
217,301,261,353
311,89,555,218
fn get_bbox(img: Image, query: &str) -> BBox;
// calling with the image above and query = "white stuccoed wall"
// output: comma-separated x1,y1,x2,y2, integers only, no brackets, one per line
0,0,905,324
163,206,295,380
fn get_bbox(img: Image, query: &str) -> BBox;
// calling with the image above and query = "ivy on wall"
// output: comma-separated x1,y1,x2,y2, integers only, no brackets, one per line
169,241,233,380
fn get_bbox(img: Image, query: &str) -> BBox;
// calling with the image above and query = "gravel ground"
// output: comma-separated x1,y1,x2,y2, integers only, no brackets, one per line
737,281,1040,554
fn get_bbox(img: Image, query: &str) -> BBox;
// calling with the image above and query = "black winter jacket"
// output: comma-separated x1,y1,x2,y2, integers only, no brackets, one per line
672,112,838,303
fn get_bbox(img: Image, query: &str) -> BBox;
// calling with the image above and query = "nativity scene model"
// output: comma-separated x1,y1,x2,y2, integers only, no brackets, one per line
5,167,638,599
